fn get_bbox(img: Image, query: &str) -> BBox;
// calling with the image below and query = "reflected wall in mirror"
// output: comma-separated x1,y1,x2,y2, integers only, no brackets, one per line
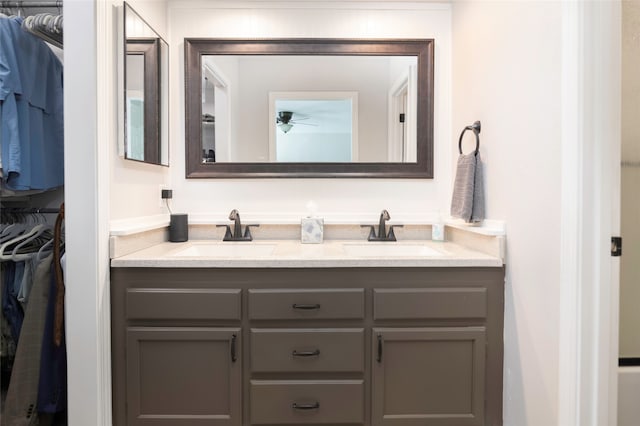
185,39,434,178
124,2,169,166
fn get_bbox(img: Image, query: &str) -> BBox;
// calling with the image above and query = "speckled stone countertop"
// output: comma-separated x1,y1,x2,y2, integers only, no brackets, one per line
110,239,503,268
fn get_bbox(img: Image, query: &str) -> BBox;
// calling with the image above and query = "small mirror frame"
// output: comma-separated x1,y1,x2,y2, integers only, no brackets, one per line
123,2,169,167
184,38,434,178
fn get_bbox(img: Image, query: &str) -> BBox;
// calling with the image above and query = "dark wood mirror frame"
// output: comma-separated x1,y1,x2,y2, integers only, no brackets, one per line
184,38,434,178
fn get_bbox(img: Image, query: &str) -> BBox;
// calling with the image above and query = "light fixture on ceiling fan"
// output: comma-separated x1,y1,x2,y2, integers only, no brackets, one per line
276,111,316,134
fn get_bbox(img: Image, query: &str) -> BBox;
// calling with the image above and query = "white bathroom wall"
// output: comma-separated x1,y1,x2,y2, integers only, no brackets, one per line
452,2,562,426
110,0,171,221
167,1,453,222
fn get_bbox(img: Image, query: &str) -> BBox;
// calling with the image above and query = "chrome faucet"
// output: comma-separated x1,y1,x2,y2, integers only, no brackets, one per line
217,209,259,241
362,209,402,241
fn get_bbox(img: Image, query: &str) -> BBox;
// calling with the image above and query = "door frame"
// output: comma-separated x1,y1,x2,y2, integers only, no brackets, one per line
202,61,231,162
558,2,621,426
387,64,417,162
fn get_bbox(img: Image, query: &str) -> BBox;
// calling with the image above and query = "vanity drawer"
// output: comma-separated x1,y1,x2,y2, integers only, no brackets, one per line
126,288,241,320
250,380,364,424
374,288,487,320
251,328,364,373
248,288,364,320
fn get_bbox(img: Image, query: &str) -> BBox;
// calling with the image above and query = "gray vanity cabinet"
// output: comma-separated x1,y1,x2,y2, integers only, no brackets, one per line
110,280,244,426
372,327,486,426
111,267,504,426
125,327,242,426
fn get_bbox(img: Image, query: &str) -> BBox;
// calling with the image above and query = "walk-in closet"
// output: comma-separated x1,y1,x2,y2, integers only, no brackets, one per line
0,1,66,425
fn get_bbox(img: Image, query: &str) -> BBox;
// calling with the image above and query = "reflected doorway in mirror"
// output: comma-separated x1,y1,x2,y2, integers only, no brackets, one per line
388,64,418,162
269,92,358,163
201,60,230,163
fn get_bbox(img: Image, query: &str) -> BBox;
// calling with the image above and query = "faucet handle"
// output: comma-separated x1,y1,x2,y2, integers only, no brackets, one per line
361,225,377,240
216,224,233,241
387,225,403,241
243,224,259,241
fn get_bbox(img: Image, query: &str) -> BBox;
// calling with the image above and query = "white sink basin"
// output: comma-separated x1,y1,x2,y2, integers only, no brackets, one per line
170,242,277,257
342,243,444,257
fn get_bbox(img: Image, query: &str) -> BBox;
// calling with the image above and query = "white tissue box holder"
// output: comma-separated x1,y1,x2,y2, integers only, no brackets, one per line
301,217,324,244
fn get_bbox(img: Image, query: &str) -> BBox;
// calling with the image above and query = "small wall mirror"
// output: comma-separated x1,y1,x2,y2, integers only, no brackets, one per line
185,39,434,178
123,2,169,166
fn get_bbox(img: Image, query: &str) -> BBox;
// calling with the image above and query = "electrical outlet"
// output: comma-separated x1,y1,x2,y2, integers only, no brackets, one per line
161,189,173,199
159,185,170,208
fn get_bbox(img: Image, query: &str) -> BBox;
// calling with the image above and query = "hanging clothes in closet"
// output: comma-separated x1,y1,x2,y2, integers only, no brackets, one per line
0,12,64,192
1,205,67,426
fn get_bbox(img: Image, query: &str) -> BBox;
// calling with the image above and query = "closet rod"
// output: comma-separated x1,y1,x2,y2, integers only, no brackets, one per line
3,208,60,214
0,1,62,8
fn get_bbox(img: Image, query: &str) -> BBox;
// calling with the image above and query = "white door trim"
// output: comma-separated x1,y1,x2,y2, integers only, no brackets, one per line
66,1,112,425
558,2,621,426
202,61,231,162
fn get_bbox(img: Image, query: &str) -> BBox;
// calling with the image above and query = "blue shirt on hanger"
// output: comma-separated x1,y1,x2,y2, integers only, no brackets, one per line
0,16,64,191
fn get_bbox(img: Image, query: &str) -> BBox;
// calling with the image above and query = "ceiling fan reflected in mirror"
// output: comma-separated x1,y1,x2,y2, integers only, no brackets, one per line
276,111,317,134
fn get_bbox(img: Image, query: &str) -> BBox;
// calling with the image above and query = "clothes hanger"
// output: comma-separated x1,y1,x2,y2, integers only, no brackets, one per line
0,224,49,261
0,221,29,243
11,225,53,261
36,236,55,261
34,219,63,262
1,223,15,234
1,223,18,242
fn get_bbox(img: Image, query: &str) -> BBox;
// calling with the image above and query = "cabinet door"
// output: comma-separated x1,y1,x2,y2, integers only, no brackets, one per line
372,327,486,426
126,327,241,426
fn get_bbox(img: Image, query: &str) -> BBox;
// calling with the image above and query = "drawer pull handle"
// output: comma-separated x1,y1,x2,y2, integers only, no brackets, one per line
292,349,321,357
292,303,321,310
292,402,320,410
377,333,383,363
230,334,237,363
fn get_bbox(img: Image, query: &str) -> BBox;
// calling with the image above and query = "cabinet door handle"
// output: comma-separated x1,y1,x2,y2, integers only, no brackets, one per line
292,402,320,410
230,334,237,363
292,349,321,357
377,334,383,363
292,303,321,310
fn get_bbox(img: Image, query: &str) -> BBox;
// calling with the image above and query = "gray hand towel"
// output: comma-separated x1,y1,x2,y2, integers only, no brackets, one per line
450,152,485,223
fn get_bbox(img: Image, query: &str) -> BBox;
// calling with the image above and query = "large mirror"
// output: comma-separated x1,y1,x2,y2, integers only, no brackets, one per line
185,39,434,178
124,2,169,166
